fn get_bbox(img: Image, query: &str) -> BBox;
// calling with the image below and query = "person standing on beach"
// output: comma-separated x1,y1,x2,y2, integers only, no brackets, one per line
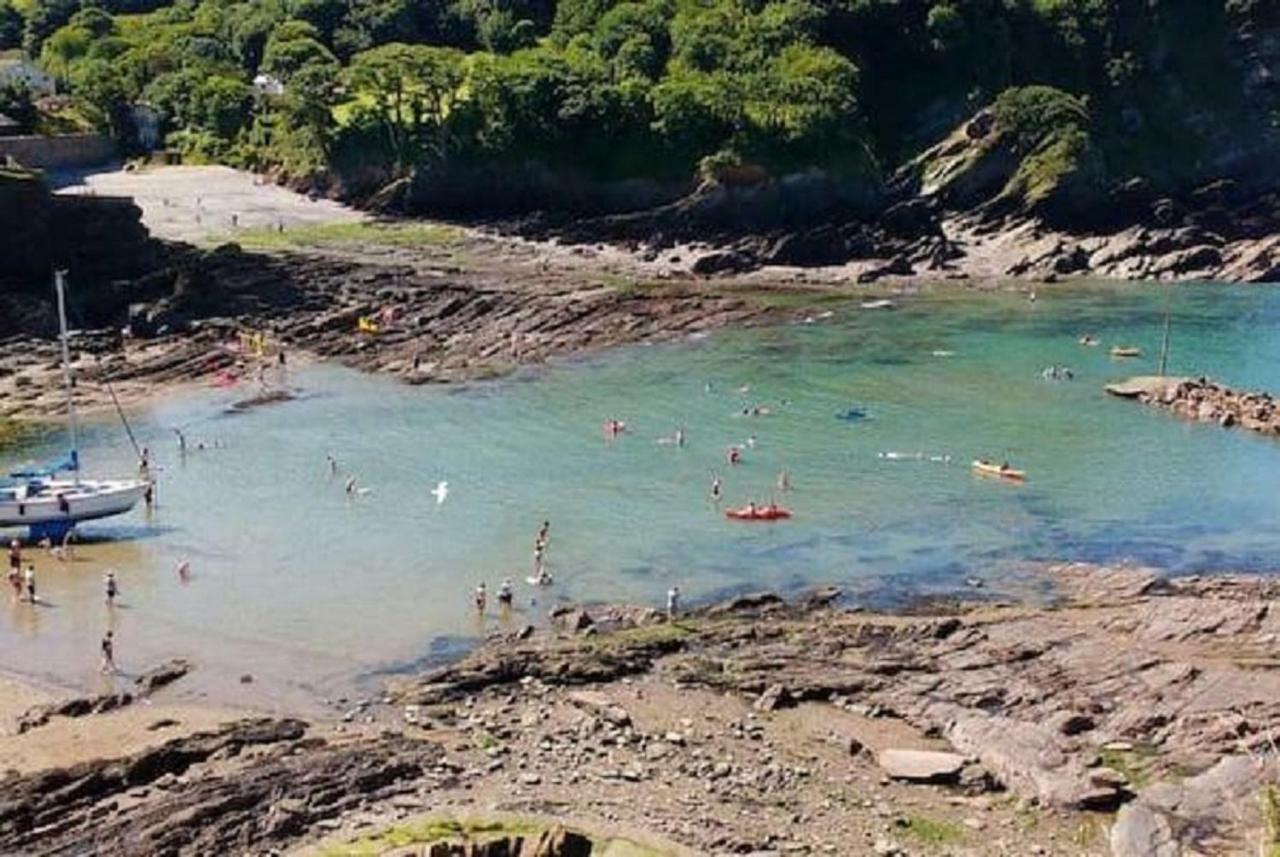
8,539,20,577
474,582,487,614
105,571,118,606
667,585,680,619
534,521,550,575
101,631,115,673
24,564,36,603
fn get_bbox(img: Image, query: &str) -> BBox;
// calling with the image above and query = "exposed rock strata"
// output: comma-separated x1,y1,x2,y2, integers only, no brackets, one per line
0,718,440,856
391,565,1280,852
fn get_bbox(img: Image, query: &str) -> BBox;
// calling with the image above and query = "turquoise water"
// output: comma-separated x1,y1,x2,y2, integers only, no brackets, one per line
4,282,1280,700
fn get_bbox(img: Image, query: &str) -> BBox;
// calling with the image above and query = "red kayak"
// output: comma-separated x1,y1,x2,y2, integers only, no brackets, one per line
725,505,793,521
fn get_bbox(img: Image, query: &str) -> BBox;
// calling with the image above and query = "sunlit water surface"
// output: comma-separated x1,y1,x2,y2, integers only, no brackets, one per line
4,283,1280,704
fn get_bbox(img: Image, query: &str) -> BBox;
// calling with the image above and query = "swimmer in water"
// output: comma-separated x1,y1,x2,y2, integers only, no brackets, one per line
327,454,338,478
498,578,513,608
727,446,742,466
176,559,191,581
344,476,357,495
777,468,791,492
711,472,722,502
474,582,487,614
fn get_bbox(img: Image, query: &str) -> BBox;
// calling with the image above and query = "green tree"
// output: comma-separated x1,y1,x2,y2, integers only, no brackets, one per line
0,79,38,132
0,0,22,51
70,56,133,139
261,20,336,80
344,42,465,167
23,0,79,55
191,73,252,136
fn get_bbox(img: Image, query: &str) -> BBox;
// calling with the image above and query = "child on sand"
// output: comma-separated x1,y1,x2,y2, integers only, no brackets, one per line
105,571,118,606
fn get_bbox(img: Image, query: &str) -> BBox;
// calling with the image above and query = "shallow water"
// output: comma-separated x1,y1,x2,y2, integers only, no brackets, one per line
3,282,1280,703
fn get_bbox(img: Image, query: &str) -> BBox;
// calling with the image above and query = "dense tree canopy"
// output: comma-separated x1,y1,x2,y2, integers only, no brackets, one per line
2,0,1273,198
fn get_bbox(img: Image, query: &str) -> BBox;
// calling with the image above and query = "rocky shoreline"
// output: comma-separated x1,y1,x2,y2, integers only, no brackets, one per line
4,563,1279,856
1108,375,1280,436
0,238,777,421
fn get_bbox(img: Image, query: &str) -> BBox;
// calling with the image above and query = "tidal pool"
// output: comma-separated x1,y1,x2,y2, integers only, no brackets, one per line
3,282,1279,704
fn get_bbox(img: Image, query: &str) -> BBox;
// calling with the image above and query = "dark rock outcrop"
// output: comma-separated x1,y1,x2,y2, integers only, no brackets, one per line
0,718,441,856
0,168,159,335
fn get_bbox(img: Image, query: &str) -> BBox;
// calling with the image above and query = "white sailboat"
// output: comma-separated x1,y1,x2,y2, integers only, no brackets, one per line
0,271,149,539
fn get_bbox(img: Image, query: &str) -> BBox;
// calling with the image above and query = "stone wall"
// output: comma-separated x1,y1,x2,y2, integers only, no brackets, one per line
0,134,116,170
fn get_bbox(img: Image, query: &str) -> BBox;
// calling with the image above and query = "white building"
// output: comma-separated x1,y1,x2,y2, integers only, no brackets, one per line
0,58,56,97
252,73,285,97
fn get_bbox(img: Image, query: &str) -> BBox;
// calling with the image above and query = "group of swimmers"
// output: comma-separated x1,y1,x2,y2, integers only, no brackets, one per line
1040,365,1075,381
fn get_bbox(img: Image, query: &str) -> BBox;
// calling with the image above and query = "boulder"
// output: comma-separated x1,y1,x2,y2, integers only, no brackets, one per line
566,690,631,727
753,684,793,712
877,748,967,784
1109,804,1178,857
134,658,192,695
550,606,594,633
692,250,757,276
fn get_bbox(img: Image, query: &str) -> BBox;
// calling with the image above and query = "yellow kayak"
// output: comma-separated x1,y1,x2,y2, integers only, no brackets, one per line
972,460,1026,482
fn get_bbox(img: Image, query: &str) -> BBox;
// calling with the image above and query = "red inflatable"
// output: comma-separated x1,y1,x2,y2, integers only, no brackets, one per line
725,505,793,521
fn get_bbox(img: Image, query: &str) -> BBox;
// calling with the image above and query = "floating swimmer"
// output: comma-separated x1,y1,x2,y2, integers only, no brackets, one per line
836,406,869,422
431,481,449,505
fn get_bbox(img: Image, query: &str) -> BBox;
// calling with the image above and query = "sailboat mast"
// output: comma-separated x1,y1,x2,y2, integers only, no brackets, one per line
54,270,80,483
1158,292,1172,377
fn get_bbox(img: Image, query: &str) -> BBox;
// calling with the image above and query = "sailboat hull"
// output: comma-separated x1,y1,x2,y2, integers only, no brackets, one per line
0,479,149,528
